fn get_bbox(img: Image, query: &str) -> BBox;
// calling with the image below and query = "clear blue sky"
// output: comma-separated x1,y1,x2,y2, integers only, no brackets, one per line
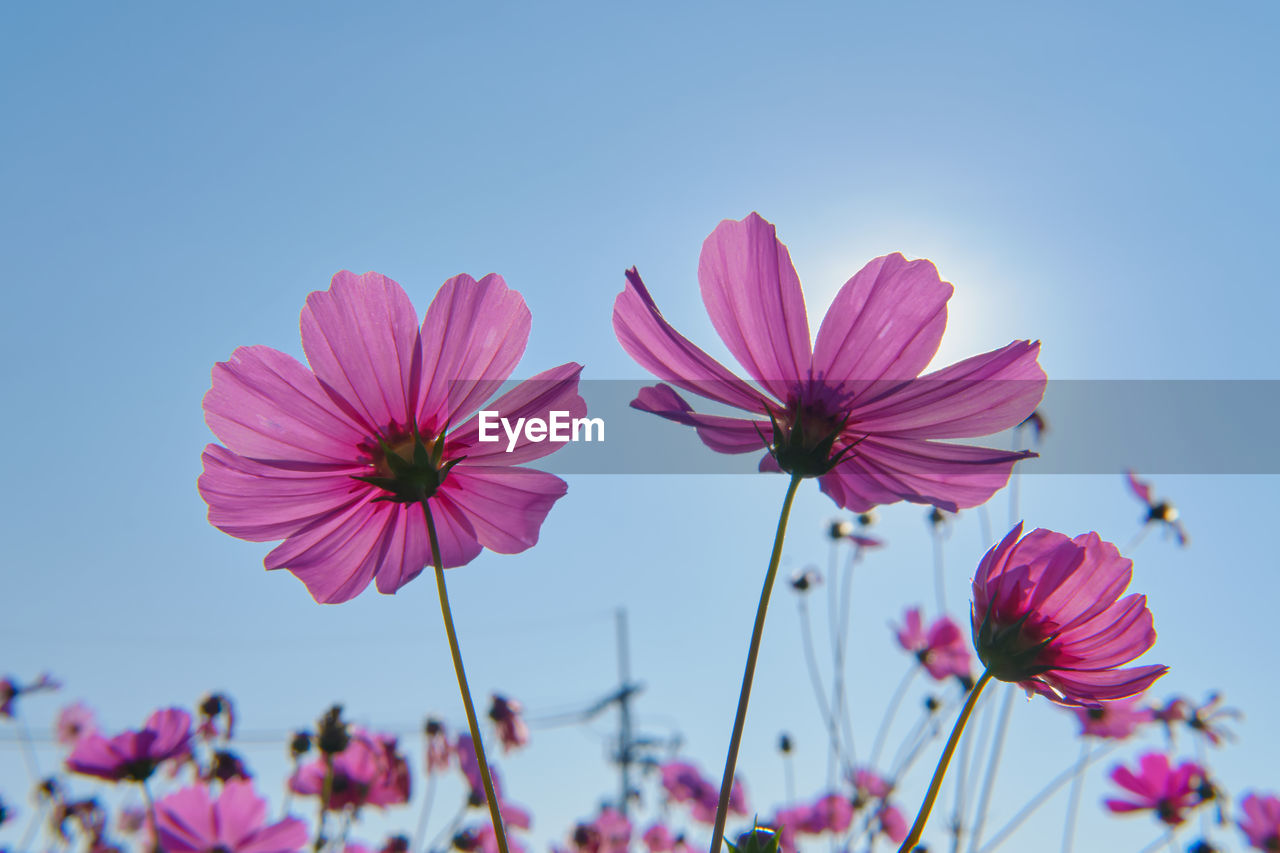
2,2,1277,851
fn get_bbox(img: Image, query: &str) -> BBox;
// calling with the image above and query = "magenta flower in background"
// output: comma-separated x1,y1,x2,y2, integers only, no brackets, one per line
289,729,410,810
55,702,98,746
613,213,1045,511
1074,696,1155,740
199,271,585,603
1105,753,1205,826
66,708,192,782
894,607,972,681
1239,793,1280,851
641,823,675,853
154,780,308,853
659,760,747,823
850,767,891,802
799,793,854,835
1126,471,1189,547
875,804,908,845
971,524,1167,706
488,694,530,753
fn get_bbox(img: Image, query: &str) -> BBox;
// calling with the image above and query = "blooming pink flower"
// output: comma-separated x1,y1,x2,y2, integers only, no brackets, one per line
66,708,192,782
798,793,854,835
289,729,409,810
971,524,1167,706
876,804,908,844
197,692,236,742
1239,793,1280,851
612,213,1045,511
1075,696,1155,740
894,608,971,681
154,780,308,853
1105,753,1205,826
659,760,747,824
55,702,98,746
488,694,530,752
569,809,631,853
200,271,585,603
454,734,529,827
850,767,891,802
642,823,675,853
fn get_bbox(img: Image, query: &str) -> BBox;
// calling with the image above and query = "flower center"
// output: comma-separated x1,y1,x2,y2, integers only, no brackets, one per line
352,428,463,504
763,399,861,478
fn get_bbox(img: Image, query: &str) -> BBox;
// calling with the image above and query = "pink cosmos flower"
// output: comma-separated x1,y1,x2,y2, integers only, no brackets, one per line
454,734,529,826
850,767,891,802
154,780,308,853
488,694,530,752
570,809,631,853
1074,696,1154,740
971,524,1167,706
55,702,98,746
642,823,675,853
1105,753,1205,826
66,708,192,782
200,271,585,603
612,213,1045,511
289,729,410,810
799,793,854,835
894,608,972,681
659,760,747,824
876,804,908,845
1239,793,1280,851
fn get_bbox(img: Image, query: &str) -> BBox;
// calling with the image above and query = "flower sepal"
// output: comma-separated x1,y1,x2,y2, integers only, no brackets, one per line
352,427,466,504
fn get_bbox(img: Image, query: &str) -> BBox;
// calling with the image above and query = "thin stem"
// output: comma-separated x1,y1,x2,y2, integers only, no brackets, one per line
870,665,919,771
314,754,333,852
797,597,841,785
1060,739,1089,853
968,684,1014,852
1134,830,1177,853
834,543,861,770
1123,525,1151,554
141,779,160,853
708,473,804,853
931,525,946,616
975,742,1119,853
950,687,980,853
897,670,994,853
427,801,470,853
412,770,439,853
422,499,509,853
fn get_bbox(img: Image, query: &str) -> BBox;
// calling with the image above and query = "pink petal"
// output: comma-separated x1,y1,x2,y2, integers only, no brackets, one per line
299,271,422,435
240,818,310,853
214,780,267,847
822,437,1032,512
811,253,950,407
1126,470,1153,504
204,345,368,464
198,445,367,542
449,362,586,464
265,498,401,603
697,213,811,399
421,491,485,569
416,273,530,433
1037,665,1168,704
370,501,431,595
632,384,769,454
613,267,769,413
442,467,568,554
849,341,1046,438
156,786,217,852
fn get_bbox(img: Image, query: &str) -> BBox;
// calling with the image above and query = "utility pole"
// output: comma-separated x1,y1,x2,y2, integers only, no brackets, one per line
616,607,634,818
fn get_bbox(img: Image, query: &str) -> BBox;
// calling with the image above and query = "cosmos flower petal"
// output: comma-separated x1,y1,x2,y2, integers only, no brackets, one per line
449,362,587,464
204,345,369,463
830,437,1031,512
850,341,1046,438
156,785,215,851
613,267,769,413
443,467,569,554
811,253,950,406
199,446,366,542
300,271,422,435
1031,533,1133,629
263,497,391,602
697,212,812,398
1035,665,1168,705
632,384,770,454
215,780,268,847
370,504,431,596
417,273,531,431
238,818,310,853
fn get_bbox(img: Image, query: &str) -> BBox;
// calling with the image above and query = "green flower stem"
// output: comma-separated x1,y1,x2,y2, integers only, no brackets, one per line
898,669,994,853
421,499,509,853
709,472,803,853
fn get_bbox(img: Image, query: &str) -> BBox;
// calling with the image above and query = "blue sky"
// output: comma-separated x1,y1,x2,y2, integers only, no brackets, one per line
2,2,1278,851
